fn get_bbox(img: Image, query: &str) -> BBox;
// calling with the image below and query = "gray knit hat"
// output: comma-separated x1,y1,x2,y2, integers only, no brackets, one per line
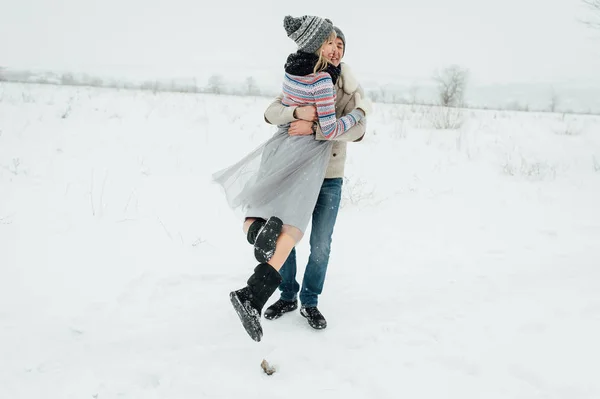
333,26,346,55
284,15,334,54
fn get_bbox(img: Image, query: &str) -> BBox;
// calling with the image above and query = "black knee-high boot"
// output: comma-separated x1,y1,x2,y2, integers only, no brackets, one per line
252,216,283,263
230,263,282,342
246,218,266,244
245,217,283,263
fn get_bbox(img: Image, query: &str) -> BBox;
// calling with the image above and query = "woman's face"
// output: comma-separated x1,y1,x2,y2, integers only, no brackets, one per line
319,37,336,63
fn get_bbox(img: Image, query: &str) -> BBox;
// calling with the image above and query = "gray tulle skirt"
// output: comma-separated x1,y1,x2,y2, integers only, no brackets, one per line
212,128,333,233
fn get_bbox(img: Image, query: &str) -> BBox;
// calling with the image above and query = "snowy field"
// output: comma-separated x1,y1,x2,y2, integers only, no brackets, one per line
1,81,600,398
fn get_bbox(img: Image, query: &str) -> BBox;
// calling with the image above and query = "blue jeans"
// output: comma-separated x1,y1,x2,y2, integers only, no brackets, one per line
278,178,343,307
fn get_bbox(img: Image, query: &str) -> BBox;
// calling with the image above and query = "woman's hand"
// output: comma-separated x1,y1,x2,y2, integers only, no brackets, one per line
288,120,315,136
294,106,318,121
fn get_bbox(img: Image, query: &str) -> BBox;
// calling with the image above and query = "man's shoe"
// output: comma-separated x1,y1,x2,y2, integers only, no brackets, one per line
300,306,327,330
264,299,298,320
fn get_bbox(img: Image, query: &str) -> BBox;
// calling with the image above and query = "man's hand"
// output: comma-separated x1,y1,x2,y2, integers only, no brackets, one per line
288,120,315,136
294,106,318,121
353,92,373,117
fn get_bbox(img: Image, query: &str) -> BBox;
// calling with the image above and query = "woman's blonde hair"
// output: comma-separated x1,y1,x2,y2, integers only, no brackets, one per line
313,30,337,74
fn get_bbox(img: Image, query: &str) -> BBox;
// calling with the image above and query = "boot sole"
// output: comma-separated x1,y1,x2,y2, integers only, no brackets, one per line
264,303,298,320
254,216,283,263
229,291,263,342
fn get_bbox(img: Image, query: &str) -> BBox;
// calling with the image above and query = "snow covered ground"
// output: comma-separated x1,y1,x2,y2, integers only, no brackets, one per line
1,82,600,398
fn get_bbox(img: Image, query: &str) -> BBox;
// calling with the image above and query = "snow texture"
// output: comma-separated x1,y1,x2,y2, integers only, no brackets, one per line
1,82,599,398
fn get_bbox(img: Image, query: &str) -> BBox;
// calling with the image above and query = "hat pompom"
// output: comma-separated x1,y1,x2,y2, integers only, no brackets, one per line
284,15,302,37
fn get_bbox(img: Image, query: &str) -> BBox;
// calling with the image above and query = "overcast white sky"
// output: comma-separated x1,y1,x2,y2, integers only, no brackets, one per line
1,0,599,87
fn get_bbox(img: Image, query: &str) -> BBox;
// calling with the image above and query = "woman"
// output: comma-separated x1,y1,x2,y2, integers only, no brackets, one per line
262,24,366,330
212,15,372,342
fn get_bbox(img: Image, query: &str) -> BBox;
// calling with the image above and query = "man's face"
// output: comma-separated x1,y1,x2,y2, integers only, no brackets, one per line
331,37,345,67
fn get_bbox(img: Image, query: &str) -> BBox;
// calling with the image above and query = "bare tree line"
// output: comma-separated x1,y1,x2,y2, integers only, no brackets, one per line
0,68,270,97
2,65,599,115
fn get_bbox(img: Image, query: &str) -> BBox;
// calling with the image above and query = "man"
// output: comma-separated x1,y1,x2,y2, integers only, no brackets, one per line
262,25,367,329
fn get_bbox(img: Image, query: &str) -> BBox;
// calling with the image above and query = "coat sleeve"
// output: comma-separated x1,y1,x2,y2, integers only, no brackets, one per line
315,85,367,142
263,94,298,125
